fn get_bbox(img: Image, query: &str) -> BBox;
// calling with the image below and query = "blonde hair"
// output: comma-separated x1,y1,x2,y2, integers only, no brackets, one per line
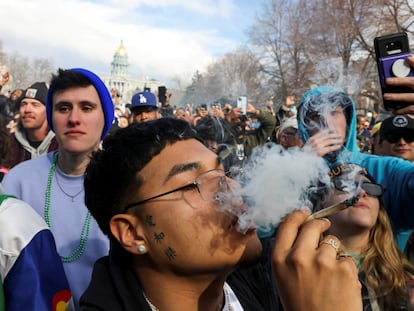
315,162,413,309
361,205,413,309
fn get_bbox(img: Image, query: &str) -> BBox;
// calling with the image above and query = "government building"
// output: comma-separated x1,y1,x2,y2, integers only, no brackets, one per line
101,40,164,106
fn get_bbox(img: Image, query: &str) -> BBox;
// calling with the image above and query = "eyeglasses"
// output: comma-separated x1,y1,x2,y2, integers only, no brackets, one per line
383,133,414,144
333,178,385,197
124,169,229,213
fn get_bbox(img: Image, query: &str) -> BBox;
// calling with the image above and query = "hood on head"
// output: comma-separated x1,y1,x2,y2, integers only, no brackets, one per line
297,86,358,164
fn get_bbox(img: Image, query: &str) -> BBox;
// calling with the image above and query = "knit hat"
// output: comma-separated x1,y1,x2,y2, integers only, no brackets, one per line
131,91,158,109
46,68,114,140
380,115,414,139
24,82,48,105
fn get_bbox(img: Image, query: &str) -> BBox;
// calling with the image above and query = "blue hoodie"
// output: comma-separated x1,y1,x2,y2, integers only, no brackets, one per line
297,86,414,247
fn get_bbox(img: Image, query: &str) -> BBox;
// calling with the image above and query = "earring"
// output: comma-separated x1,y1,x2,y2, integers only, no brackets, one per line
137,245,147,254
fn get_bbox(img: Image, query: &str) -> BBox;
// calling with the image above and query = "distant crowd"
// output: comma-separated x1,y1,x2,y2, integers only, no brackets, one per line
1,65,414,311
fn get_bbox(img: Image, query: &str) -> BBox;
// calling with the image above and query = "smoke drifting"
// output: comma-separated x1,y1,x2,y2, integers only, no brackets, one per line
229,143,332,234
214,87,363,234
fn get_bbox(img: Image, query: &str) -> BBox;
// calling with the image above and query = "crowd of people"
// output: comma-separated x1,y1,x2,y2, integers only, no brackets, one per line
0,60,413,311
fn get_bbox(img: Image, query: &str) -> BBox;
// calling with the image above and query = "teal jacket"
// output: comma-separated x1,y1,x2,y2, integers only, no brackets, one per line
297,86,414,247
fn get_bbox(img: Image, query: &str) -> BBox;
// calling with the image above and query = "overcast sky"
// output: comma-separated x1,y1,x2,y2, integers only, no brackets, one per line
0,0,261,85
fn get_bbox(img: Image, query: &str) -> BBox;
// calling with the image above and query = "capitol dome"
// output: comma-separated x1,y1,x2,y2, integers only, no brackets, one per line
115,40,128,56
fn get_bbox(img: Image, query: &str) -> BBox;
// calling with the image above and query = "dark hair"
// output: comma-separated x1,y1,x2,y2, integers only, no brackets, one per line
195,115,236,145
195,115,239,173
49,68,93,94
0,114,12,170
84,118,199,236
131,105,158,115
10,88,25,114
0,95,13,122
46,68,95,131
46,68,114,139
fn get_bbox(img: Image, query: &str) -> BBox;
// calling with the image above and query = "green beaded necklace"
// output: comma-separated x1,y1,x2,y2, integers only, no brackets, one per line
44,152,92,263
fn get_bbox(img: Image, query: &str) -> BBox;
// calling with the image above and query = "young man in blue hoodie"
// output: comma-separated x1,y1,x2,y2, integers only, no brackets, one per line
297,85,414,250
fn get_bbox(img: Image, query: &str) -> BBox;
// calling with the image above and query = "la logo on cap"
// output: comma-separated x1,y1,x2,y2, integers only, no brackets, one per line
139,94,147,104
392,115,409,128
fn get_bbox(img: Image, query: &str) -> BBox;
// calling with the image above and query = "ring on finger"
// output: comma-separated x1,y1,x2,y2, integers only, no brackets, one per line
337,251,353,258
337,251,358,263
319,238,340,252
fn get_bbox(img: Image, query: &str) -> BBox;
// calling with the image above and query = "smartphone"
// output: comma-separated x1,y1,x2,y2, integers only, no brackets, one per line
237,96,247,114
374,32,414,110
249,121,261,129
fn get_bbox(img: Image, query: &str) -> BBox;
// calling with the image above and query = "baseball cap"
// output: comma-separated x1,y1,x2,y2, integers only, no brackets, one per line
280,116,298,134
380,115,414,139
131,91,158,109
370,121,382,137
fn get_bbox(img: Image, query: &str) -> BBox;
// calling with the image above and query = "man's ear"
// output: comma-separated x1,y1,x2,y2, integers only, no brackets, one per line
110,214,147,255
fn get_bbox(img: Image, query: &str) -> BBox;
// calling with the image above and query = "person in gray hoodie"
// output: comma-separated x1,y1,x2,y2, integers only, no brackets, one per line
9,82,58,167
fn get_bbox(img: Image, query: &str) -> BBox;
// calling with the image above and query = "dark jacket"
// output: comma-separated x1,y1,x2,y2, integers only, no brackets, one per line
79,251,280,311
242,111,276,157
9,130,58,168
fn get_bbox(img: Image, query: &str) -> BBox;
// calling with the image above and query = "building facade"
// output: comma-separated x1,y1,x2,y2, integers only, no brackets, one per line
101,40,163,106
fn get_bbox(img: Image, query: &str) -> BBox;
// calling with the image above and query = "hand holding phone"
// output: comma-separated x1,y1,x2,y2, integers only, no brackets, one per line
374,32,414,110
383,63,414,114
237,96,247,115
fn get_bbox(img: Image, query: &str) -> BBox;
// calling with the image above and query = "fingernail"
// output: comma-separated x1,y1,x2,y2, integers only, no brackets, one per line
386,77,395,84
302,207,311,215
320,217,331,224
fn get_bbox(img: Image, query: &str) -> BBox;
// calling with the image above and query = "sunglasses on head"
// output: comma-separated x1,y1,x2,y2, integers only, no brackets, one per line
333,178,385,198
383,133,414,144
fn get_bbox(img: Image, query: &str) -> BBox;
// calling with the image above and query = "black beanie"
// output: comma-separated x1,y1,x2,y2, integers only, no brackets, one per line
23,82,48,105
